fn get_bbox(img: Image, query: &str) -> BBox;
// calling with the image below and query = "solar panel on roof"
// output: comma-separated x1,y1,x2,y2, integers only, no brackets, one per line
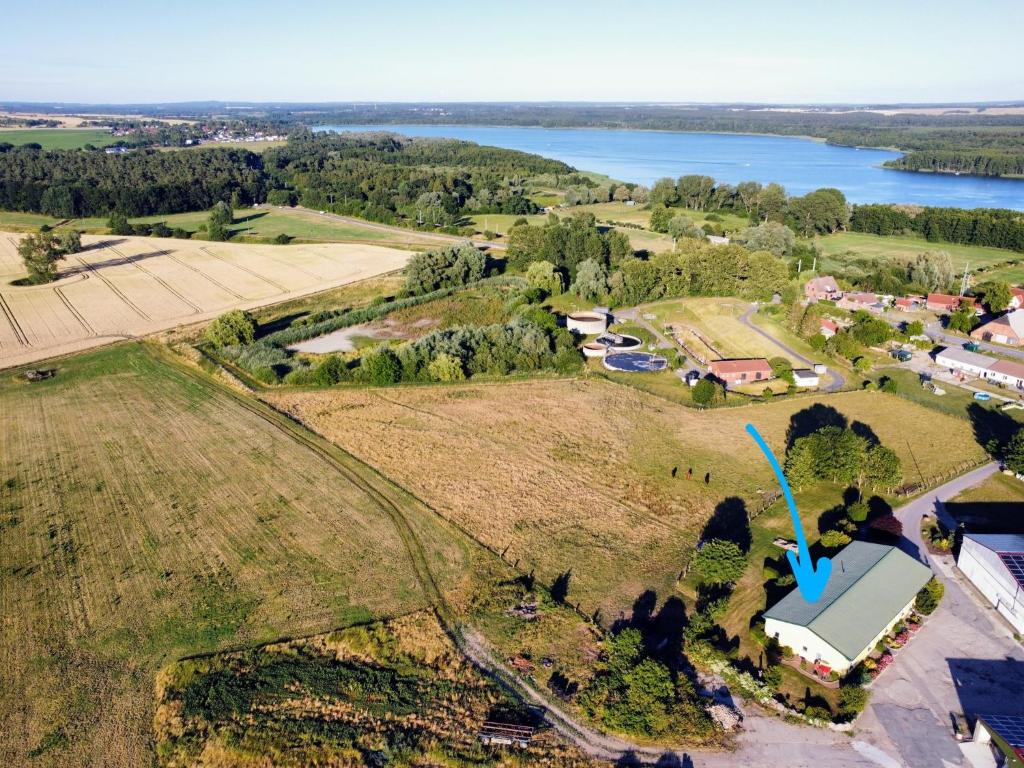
1000,553,1024,589
983,714,1024,748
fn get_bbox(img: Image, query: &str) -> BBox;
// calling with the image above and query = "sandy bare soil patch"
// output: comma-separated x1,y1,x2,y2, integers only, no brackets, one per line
267,380,984,621
0,233,413,368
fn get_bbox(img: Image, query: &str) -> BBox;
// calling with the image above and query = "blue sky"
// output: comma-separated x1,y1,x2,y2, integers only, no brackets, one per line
3,0,1021,103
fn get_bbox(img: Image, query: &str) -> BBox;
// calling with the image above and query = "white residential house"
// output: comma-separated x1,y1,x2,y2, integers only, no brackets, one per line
763,541,932,675
957,534,1024,635
934,347,1024,390
935,346,997,378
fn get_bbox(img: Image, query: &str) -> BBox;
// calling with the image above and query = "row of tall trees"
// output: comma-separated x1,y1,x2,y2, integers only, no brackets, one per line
851,203,1024,252
646,174,851,236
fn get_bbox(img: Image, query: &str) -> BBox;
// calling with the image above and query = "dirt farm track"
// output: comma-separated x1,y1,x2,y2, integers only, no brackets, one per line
0,233,414,368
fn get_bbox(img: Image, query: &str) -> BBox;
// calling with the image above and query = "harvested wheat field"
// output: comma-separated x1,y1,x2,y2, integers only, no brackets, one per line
0,343,469,767
0,233,413,369
267,380,986,622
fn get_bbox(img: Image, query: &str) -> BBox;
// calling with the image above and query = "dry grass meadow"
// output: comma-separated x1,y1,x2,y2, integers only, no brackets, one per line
0,343,471,766
0,233,413,369
267,378,986,623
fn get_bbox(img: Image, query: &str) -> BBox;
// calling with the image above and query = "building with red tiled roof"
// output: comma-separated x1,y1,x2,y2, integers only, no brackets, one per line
926,293,977,313
819,318,840,338
709,358,773,385
804,276,841,303
971,309,1024,346
894,296,924,312
837,292,883,313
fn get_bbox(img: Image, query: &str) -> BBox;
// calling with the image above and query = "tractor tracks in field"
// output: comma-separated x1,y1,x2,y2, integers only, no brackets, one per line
160,345,714,765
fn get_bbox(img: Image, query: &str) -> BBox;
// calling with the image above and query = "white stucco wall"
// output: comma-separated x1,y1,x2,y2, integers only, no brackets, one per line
765,598,918,674
959,540,1024,634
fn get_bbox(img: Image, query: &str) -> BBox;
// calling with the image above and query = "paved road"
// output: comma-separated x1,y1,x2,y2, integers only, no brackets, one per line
855,461,1024,768
274,204,508,251
739,305,847,392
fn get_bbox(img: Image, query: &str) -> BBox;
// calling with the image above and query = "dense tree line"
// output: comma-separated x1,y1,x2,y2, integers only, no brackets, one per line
644,174,850,237
885,150,1024,177
851,203,1024,252
262,130,570,227
505,213,790,306
0,145,265,216
0,130,572,224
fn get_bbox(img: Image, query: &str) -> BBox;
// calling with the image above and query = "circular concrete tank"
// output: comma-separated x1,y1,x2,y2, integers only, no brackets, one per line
567,311,608,335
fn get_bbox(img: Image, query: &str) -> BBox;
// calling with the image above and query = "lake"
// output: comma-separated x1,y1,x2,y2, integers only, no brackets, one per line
316,124,1024,210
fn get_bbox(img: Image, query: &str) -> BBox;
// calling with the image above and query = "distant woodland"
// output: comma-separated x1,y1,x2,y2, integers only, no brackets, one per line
0,130,573,220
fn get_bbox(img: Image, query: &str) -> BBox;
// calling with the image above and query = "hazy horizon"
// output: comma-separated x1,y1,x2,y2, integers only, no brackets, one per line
3,0,1022,104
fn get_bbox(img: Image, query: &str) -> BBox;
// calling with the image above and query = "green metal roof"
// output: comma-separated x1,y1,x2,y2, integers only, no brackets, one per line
763,541,933,661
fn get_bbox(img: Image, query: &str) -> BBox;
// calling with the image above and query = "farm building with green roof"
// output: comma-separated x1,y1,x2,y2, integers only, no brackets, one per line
763,541,932,674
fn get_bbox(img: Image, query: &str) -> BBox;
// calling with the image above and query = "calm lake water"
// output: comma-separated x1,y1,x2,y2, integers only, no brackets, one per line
316,124,1024,210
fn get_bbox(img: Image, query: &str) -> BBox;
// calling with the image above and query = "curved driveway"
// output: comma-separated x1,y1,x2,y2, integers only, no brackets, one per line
739,305,846,391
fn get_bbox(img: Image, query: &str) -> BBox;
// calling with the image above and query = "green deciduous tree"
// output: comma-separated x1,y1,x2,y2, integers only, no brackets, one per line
979,280,1013,313
691,377,724,407
820,529,853,549
740,221,796,257
693,539,747,585
362,347,403,386
205,310,256,347
404,245,486,296
571,258,608,301
910,251,954,293
427,352,466,382
16,229,83,284
524,260,565,295
1004,429,1024,474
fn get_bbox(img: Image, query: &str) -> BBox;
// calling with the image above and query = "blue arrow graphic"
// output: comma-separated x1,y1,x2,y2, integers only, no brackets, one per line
746,423,832,603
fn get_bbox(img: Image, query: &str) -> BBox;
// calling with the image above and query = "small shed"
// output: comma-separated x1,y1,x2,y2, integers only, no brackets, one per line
792,369,820,387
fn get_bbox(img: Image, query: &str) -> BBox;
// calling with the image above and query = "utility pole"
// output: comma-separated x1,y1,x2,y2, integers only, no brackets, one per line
959,263,970,297
797,258,802,274
811,256,817,273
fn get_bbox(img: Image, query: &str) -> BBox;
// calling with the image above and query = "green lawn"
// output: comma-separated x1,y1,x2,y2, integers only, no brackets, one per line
815,231,1021,279
0,128,116,149
870,366,1024,428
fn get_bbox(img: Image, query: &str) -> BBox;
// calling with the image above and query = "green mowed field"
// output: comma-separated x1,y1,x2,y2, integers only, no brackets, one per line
0,128,116,149
815,231,1021,278
0,343,470,767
